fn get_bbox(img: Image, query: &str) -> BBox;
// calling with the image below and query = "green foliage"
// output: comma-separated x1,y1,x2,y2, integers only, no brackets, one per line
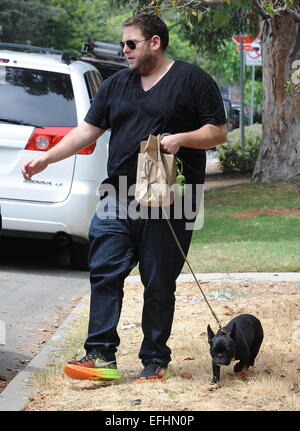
200,40,240,86
244,79,263,110
49,0,117,52
113,0,260,53
0,0,204,61
0,0,130,52
167,22,202,64
284,0,295,6
260,0,297,17
180,2,260,56
262,1,276,17
217,124,262,174
0,0,65,46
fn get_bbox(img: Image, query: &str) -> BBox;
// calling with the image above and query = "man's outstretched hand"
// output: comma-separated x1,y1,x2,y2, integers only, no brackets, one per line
22,156,49,180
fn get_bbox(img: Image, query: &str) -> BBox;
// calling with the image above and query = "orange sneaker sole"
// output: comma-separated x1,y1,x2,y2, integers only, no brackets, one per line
63,364,122,381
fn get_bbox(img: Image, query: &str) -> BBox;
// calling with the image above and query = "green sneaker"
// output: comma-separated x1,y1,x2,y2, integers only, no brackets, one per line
138,362,171,380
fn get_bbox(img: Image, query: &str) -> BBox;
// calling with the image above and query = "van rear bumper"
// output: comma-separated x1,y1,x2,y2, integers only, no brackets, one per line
0,181,99,241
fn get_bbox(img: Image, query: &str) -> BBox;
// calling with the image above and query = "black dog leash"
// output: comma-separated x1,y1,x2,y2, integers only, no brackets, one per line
160,203,223,331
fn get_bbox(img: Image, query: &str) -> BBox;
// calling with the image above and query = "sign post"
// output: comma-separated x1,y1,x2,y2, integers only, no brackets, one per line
250,64,255,126
245,40,262,126
239,36,245,153
232,35,261,148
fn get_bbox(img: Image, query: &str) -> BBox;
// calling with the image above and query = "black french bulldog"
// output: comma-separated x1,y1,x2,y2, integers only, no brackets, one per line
207,314,264,384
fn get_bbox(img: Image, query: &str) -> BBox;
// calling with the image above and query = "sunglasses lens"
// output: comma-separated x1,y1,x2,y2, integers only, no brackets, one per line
120,40,137,50
127,40,136,50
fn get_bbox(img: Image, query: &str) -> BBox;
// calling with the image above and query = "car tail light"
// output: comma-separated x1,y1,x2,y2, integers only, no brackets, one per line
25,127,96,154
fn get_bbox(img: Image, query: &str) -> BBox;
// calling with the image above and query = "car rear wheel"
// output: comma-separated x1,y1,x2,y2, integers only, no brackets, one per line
70,240,89,270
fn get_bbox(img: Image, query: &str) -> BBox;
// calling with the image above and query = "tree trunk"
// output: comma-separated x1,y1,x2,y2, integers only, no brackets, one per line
252,15,300,183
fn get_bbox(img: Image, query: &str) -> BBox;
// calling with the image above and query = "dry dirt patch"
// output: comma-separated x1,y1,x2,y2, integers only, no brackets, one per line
205,173,251,188
25,280,300,411
232,208,300,219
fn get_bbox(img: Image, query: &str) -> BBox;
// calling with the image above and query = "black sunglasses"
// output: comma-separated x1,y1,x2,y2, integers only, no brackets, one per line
119,39,150,50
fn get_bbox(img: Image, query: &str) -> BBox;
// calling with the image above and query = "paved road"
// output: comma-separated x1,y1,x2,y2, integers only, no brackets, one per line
0,236,90,384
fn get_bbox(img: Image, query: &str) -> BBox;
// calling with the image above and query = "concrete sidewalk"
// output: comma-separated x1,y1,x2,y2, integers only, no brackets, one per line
0,272,299,411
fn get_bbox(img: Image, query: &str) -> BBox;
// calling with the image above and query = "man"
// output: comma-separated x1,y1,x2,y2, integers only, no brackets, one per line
23,13,227,380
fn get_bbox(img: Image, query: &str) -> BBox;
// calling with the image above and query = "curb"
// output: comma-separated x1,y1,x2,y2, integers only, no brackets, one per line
0,272,299,411
0,298,88,411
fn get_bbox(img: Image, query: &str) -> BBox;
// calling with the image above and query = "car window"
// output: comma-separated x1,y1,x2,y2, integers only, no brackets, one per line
84,70,102,103
0,66,77,126
96,63,126,80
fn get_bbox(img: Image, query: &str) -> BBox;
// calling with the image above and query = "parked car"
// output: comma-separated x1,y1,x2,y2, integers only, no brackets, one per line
81,40,128,79
222,98,239,131
231,101,249,127
0,42,113,269
231,107,240,129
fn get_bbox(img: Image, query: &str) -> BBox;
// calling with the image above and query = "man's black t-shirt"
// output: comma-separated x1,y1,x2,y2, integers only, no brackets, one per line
85,60,226,188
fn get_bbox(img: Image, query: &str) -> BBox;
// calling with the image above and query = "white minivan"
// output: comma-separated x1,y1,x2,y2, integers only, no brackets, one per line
0,44,111,269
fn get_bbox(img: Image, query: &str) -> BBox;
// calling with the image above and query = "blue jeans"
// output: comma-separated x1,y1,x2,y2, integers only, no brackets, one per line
84,196,194,365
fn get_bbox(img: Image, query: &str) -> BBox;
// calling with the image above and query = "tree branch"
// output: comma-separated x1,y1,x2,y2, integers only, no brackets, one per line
275,7,300,22
179,0,239,5
251,0,300,22
145,0,300,22
251,0,270,20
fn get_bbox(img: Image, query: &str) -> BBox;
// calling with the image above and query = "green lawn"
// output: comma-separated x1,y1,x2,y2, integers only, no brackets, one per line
184,182,300,273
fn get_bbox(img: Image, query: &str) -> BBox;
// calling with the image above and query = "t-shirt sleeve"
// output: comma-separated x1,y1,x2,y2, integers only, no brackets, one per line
191,68,227,128
84,79,111,130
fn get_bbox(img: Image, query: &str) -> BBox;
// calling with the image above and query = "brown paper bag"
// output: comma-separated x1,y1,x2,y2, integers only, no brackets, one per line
135,134,176,207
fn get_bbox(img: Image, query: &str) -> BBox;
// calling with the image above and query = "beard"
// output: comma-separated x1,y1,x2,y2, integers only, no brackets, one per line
130,51,158,76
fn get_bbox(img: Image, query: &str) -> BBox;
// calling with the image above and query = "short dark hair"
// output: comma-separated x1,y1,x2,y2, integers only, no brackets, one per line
122,13,169,51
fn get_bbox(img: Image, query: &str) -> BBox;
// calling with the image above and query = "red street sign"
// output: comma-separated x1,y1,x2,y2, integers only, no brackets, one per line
236,44,254,52
232,35,259,45
246,45,261,59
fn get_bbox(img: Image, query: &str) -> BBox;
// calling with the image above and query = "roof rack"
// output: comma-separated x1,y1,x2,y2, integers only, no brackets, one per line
0,42,79,65
81,40,126,63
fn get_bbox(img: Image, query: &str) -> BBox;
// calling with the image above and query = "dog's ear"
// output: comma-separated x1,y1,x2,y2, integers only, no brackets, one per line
229,322,237,341
207,324,215,343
